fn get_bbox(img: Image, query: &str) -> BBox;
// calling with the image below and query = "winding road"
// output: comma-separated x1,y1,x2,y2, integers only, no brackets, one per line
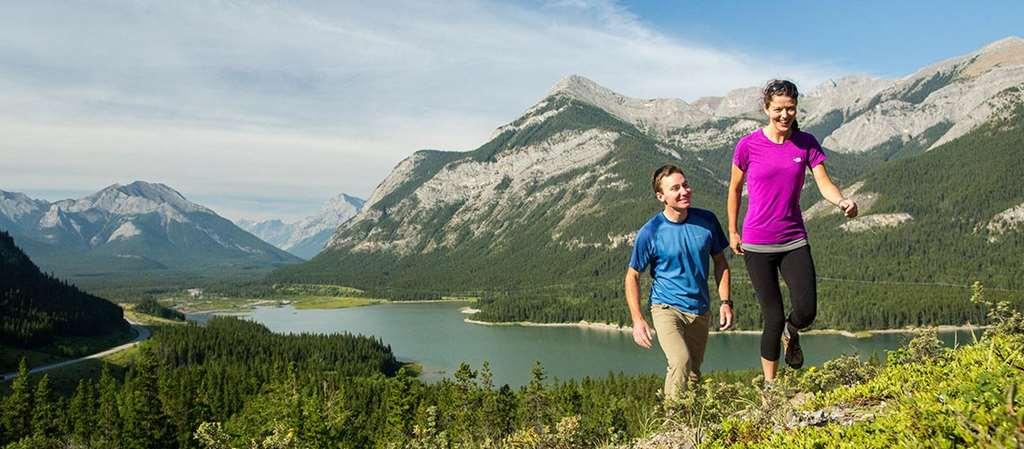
1,323,150,381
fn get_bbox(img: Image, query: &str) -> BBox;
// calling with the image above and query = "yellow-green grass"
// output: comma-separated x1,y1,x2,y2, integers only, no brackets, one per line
291,296,383,310
1,336,143,395
168,284,391,312
22,344,142,395
121,303,189,326
0,326,136,373
170,296,270,313
274,283,364,296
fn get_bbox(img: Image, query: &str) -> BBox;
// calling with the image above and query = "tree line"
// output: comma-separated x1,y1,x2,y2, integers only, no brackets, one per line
0,316,663,448
0,231,128,347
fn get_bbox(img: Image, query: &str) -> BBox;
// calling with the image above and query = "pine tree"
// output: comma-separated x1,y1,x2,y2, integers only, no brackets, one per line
379,374,415,448
495,385,519,439
477,361,503,444
97,366,122,446
121,349,171,449
69,379,96,444
451,362,478,446
520,361,551,430
31,374,58,437
1,359,32,444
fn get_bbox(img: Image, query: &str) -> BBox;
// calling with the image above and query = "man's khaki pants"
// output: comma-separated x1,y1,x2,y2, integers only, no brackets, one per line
651,304,710,400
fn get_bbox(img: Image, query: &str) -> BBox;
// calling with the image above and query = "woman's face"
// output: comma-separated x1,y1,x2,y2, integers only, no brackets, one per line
764,95,797,134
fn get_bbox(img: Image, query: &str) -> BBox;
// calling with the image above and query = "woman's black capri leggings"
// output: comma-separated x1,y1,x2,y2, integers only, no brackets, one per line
744,245,817,360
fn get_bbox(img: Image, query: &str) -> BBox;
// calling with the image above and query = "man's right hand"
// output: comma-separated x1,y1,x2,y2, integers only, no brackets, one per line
730,232,744,255
632,319,654,349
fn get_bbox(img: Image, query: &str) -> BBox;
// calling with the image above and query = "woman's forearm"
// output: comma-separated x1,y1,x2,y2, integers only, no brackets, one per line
727,165,745,234
812,164,846,205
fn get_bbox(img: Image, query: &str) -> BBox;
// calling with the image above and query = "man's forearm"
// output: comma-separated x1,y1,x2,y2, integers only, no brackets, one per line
624,270,644,322
717,267,730,301
714,256,730,301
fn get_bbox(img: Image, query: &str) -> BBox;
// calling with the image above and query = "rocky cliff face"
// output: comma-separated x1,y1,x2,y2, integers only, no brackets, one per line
276,37,1024,302
822,37,1024,153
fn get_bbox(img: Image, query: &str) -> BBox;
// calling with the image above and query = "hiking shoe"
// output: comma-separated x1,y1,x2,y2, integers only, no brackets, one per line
782,323,804,369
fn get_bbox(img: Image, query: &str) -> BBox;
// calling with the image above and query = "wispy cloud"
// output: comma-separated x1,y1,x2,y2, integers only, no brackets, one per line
0,0,841,221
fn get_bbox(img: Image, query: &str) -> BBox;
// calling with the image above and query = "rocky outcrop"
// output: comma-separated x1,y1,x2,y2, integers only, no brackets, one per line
803,182,879,221
839,213,914,233
823,37,1024,153
332,128,622,255
981,201,1024,242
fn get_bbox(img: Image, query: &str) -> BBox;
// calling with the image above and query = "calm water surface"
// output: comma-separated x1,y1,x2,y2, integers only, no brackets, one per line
188,302,975,388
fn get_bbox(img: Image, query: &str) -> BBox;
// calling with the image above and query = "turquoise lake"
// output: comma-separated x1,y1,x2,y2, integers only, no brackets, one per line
188,302,976,388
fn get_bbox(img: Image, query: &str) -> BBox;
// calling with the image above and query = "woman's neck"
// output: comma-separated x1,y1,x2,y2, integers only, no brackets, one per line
762,125,792,144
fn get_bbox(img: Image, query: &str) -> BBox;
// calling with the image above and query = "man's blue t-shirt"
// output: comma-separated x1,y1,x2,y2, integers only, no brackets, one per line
628,208,728,315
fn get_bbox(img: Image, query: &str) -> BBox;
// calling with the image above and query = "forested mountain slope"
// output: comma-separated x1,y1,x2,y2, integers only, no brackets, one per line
274,40,1024,329
0,231,128,347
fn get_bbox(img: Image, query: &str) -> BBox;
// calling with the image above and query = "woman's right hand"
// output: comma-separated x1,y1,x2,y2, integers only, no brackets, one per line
730,232,744,255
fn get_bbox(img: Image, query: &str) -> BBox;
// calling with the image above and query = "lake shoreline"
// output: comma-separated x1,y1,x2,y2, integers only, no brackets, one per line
185,300,985,338
463,318,984,338
176,297,476,315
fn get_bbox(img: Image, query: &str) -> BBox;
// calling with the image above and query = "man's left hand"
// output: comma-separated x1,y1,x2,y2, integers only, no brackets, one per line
719,303,734,331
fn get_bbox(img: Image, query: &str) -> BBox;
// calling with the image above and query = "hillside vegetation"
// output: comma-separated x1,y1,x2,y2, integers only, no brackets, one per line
275,102,1024,331
0,231,128,350
1,284,1019,448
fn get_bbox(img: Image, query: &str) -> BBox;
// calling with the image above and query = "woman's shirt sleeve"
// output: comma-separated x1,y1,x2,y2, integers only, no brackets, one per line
806,134,827,169
732,138,749,171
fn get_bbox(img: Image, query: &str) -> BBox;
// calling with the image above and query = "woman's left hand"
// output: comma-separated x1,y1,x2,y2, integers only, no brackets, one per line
839,198,858,218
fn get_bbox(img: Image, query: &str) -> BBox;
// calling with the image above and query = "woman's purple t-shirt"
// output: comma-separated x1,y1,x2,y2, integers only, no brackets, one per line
732,129,827,245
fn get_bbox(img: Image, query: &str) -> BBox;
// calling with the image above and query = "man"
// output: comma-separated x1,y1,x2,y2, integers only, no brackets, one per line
625,164,732,400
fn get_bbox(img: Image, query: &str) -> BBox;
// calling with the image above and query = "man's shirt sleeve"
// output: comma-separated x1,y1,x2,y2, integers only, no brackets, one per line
628,227,654,272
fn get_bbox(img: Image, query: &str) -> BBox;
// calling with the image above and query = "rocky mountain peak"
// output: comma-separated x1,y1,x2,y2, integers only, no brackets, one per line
545,74,710,134
324,193,365,214
978,36,1024,54
0,190,47,220
238,193,365,259
0,182,301,273
817,36,1024,153
961,35,1024,78
71,181,211,216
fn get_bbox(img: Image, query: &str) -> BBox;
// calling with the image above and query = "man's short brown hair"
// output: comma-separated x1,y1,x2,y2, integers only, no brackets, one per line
652,164,684,193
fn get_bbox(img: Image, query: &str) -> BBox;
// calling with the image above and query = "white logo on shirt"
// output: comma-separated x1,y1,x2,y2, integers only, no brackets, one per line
793,157,802,163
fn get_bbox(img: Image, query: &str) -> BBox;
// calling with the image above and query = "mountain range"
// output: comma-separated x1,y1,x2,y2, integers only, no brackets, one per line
272,37,1024,327
237,194,365,259
0,181,302,279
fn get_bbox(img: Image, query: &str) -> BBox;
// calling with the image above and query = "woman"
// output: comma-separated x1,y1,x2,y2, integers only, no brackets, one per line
726,79,858,384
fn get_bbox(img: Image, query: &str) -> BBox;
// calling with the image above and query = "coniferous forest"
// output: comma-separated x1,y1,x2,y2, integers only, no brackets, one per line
0,231,128,347
0,316,664,449
2,287,1022,449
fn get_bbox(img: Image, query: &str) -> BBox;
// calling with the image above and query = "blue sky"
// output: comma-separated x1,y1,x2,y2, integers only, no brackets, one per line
1,1,1020,221
625,0,1024,77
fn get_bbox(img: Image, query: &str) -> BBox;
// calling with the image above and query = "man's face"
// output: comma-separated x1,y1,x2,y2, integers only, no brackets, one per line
656,172,692,210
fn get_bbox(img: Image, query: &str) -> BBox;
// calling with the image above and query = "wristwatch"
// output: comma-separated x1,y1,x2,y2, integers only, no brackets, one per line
720,299,734,307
